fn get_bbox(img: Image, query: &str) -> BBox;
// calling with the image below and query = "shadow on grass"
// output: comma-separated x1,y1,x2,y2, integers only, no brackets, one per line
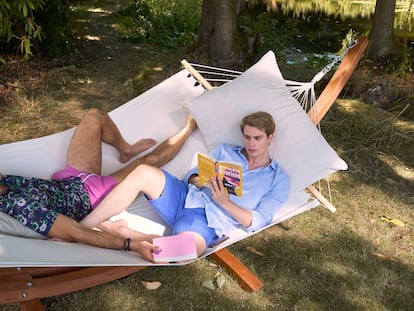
234,229,414,311
322,101,414,205
34,0,185,114
35,226,413,311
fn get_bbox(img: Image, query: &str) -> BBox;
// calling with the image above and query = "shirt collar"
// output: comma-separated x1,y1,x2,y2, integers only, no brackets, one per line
233,145,277,171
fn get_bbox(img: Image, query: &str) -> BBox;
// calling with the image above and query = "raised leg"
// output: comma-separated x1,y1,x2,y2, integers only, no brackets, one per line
67,108,156,174
110,115,197,182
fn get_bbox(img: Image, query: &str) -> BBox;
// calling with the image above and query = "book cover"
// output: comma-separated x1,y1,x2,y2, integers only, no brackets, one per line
152,232,198,263
197,153,242,196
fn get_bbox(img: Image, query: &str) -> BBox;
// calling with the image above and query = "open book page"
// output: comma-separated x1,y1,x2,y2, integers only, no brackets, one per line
152,232,198,263
197,152,217,187
197,153,242,196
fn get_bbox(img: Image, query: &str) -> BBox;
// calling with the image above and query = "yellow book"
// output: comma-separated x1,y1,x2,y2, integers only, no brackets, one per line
197,153,242,196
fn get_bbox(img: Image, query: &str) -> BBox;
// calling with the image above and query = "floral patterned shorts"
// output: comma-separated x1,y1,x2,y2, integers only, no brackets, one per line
0,175,91,236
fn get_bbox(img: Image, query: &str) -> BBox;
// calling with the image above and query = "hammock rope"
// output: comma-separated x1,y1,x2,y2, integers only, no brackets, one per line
188,37,359,114
285,37,359,112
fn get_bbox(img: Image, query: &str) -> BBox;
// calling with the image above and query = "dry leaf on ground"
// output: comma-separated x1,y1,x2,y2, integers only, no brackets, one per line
141,280,162,290
245,246,264,256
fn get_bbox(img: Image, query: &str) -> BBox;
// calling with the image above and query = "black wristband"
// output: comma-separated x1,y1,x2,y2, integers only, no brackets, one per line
123,238,131,251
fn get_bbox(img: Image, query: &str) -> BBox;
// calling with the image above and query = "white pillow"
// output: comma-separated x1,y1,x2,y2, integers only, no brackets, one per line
0,212,46,239
184,51,347,193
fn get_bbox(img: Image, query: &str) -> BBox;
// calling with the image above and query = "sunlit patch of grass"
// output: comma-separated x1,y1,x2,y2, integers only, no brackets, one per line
87,8,111,14
0,92,85,144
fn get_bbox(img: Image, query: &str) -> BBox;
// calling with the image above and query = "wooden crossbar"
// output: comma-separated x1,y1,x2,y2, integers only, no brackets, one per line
0,266,145,310
0,266,146,311
0,37,368,310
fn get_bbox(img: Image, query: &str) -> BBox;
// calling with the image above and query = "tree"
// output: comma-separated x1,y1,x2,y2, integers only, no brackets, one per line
368,0,402,60
195,0,248,67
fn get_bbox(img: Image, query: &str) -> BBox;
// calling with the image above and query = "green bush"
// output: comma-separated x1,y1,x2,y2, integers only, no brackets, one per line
247,11,296,58
0,0,70,59
117,0,202,49
33,0,71,56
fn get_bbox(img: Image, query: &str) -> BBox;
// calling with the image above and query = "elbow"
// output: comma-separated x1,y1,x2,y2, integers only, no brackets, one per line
248,212,272,232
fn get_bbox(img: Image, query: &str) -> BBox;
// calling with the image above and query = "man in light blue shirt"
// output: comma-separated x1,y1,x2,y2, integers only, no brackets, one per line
184,143,288,238
81,111,289,261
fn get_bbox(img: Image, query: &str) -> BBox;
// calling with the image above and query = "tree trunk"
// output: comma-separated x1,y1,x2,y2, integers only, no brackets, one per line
195,0,246,67
368,0,401,60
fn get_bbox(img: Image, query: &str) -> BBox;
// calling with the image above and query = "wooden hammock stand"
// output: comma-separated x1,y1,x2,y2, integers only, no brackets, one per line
0,37,368,311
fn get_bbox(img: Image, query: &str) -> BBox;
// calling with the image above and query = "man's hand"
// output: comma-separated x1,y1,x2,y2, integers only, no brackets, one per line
209,176,229,206
131,240,161,262
208,177,253,228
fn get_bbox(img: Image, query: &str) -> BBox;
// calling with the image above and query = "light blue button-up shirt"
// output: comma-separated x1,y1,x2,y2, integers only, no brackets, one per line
183,144,289,237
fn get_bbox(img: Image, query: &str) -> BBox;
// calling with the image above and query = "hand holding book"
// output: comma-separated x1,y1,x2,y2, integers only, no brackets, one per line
197,153,242,197
152,232,198,263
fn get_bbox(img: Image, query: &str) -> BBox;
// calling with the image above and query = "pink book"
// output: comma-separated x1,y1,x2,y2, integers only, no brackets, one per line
152,232,198,263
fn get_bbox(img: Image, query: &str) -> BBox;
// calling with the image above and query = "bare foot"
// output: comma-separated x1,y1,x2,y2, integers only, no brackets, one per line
186,115,198,132
119,138,157,163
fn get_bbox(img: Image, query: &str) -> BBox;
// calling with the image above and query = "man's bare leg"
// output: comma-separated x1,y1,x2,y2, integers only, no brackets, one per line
110,115,197,182
81,164,166,229
97,220,160,242
67,108,156,174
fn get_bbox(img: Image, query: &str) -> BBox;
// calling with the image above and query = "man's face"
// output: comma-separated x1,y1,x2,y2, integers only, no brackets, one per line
242,125,274,158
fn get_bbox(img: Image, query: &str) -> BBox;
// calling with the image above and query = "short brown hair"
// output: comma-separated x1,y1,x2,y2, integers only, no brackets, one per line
240,111,275,137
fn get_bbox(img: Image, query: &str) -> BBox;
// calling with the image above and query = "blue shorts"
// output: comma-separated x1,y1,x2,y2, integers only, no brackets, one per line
148,170,217,247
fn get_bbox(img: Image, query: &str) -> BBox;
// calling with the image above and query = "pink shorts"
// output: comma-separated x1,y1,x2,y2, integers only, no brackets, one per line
52,165,118,209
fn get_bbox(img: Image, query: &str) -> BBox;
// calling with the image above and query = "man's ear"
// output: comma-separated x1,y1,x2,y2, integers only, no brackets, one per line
268,133,275,143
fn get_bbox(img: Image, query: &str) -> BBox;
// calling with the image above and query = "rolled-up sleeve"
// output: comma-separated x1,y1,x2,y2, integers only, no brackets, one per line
247,168,289,232
183,166,199,184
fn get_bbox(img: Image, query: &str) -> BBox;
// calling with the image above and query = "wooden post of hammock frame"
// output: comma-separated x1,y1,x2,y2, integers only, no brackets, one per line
181,36,368,292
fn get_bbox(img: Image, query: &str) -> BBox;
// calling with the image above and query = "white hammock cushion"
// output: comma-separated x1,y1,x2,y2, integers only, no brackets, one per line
184,51,348,195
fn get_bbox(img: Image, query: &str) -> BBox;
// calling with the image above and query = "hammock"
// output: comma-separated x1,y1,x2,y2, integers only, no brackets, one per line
0,36,368,309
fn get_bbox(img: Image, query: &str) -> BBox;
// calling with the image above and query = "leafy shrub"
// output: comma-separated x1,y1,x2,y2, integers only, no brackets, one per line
116,0,202,49
0,0,70,59
248,12,296,58
33,0,71,56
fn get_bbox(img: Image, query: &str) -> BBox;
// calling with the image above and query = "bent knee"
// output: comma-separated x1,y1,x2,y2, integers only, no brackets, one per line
127,164,165,193
188,232,206,257
130,163,157,178
84,108,105,121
